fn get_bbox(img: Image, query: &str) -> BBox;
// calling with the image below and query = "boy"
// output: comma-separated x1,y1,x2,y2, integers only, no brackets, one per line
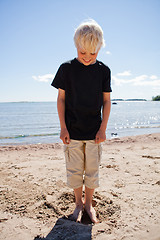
51,19,111,223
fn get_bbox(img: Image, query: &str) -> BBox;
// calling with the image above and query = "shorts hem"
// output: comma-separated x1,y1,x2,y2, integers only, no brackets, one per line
85,183,99,189
67,183,83,189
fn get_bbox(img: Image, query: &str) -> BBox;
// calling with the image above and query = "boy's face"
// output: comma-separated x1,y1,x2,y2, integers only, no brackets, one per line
77,48,99,66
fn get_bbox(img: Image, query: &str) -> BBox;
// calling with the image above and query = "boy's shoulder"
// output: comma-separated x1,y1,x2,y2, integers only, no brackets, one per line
57,59,76,74
97,60,110,72
60,58,75,67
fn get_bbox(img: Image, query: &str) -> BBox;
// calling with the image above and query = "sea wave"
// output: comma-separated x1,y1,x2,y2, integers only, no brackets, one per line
0,133,59,140
132,125,160,129
115,125,160,130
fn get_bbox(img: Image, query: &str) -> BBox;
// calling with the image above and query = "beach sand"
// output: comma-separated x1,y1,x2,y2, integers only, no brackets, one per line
0,133,160,240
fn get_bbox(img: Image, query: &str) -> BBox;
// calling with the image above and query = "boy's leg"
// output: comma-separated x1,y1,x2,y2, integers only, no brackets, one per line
72,186,83,222
84,140,101,189
64,140,85,222
64,140,84,189
84,141,102,223
84,186,98,223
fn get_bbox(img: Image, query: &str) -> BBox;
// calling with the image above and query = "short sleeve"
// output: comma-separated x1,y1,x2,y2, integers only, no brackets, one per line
51,64,65,90
102,67,112,92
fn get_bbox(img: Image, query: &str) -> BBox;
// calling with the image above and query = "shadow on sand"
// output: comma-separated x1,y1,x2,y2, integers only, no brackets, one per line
34,210,93,240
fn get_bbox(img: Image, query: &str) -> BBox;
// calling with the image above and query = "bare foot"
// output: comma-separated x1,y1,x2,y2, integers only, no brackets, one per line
85,205,98,223
69,204,83,222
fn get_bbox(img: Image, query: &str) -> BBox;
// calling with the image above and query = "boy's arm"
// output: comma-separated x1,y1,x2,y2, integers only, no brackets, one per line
57,88,70,144
95,92,111,144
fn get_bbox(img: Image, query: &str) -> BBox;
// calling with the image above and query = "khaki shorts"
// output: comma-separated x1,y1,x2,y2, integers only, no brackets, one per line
64,139,102,189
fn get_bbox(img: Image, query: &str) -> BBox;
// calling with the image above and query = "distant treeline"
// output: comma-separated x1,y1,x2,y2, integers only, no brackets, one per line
152,95,160,101
111,97,160,101
111,99,147,101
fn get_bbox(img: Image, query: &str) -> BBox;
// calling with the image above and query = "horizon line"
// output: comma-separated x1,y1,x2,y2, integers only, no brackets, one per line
0,99,152,103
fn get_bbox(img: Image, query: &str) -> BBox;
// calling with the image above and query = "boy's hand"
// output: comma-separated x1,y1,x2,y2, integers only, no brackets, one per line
60,128,70,144
95,129,106,144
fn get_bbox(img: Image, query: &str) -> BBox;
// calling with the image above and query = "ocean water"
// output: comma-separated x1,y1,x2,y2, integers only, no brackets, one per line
0,101,160,145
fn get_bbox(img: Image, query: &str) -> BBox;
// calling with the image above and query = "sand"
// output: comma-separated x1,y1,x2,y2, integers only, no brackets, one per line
0,133,160,240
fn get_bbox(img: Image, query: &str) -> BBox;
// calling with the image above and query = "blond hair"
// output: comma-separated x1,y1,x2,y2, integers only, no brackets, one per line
74,19,105,53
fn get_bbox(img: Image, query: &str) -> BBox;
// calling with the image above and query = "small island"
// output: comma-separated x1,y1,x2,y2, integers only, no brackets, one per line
152,95,160,101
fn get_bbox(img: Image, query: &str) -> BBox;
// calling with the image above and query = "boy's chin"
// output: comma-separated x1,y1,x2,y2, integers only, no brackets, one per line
81,59,95,66
83,62,91,66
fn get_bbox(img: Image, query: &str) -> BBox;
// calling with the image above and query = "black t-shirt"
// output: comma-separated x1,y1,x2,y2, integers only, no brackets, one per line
51,58,112,140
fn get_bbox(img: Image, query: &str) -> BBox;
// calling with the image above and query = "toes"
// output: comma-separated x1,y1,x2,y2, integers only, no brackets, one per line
68,207,83,222
76,210,83,222
84,207,98,224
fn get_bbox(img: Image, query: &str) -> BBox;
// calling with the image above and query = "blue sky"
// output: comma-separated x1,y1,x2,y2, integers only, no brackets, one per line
0,0,160,102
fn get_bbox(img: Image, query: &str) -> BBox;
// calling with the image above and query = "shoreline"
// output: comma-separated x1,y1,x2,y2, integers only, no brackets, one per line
0,133,160,240
0,132,160,148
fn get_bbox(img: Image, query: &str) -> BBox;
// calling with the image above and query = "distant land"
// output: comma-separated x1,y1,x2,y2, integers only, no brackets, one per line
111,99,147,101
152,95,160,101
112,95,160,101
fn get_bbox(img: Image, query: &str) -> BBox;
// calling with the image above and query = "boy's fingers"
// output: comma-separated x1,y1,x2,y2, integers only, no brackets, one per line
64,136,70,144
95,136,100,144
63,138,68,144
95,137,105,144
